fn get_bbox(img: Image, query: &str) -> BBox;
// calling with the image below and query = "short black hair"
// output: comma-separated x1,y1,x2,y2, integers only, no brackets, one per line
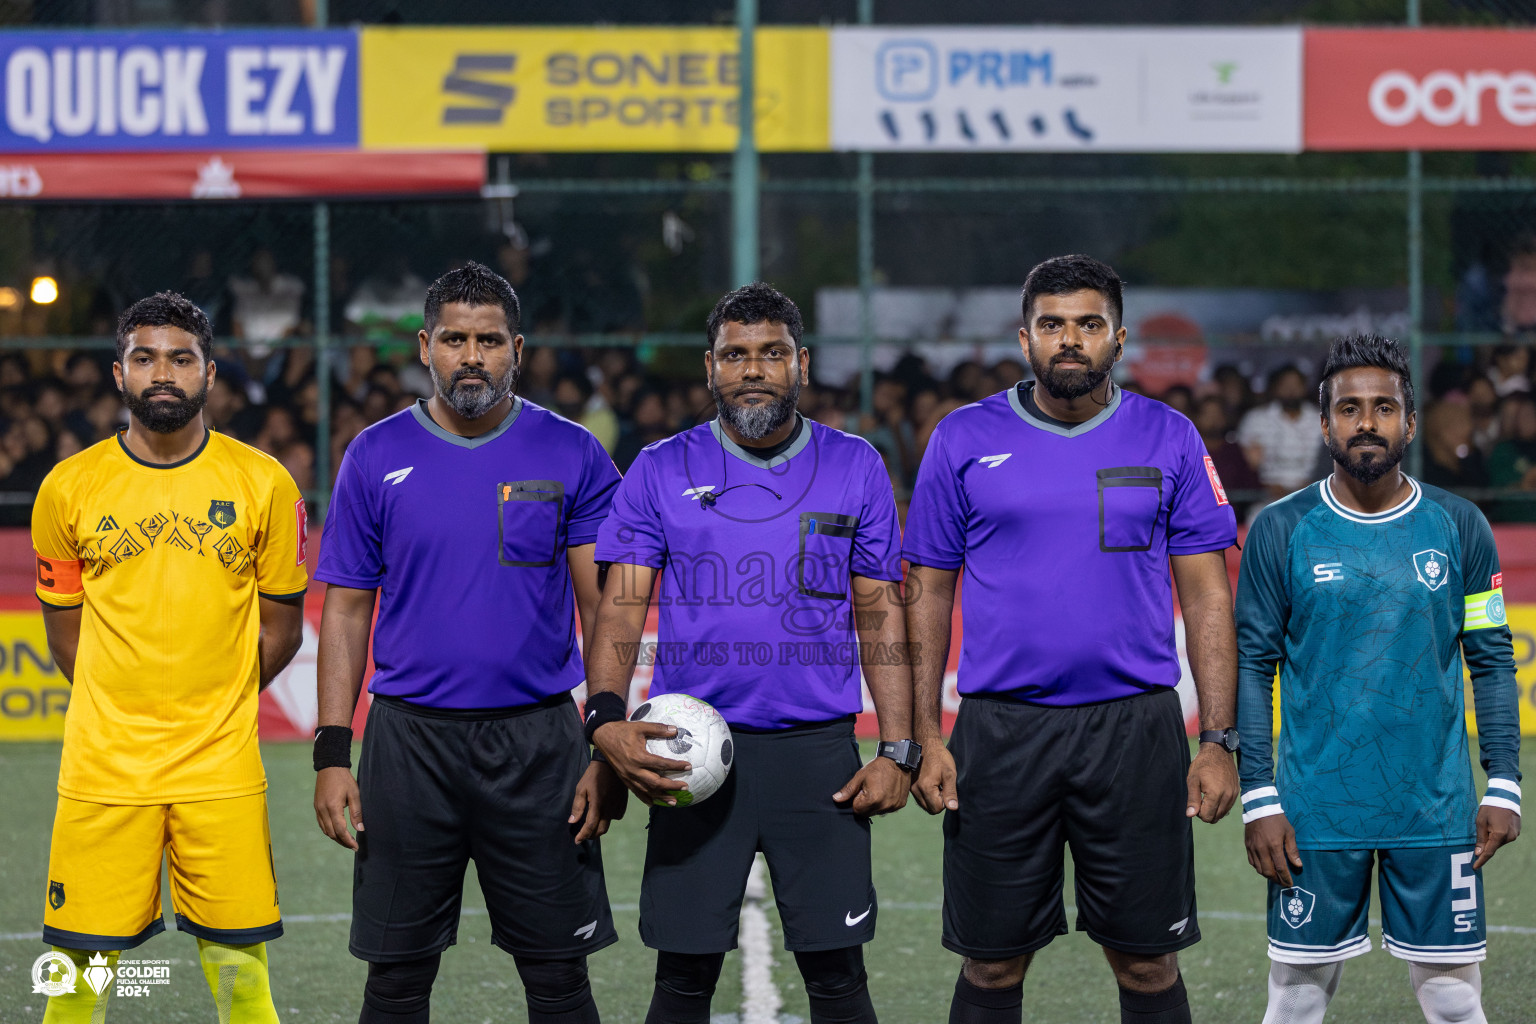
1021,254,1124,328
1268,363,1307,388
705,282,803,351
423,260,521,336
1319,334,1416,413
116,291,213,365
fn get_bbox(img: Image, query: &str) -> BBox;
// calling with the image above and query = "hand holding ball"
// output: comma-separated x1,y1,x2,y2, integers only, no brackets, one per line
630,693,734,806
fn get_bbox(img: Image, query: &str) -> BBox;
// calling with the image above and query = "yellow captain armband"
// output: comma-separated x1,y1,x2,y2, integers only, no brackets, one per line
1464,588,1508,631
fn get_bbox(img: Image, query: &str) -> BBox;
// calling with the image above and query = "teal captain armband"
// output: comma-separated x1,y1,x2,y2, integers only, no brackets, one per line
1464,588,1507,631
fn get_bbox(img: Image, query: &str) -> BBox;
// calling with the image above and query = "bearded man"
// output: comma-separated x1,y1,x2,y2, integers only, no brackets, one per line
902,254,1241,1024
313,261,626,1024
585,282,916,1024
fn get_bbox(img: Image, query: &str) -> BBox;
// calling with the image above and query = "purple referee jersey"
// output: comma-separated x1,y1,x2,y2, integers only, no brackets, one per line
315,398,620,708
595,416,902,730
903,384,1237,706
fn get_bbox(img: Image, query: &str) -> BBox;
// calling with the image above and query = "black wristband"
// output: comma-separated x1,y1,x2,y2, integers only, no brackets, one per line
313,725,353,771
582,691,628,745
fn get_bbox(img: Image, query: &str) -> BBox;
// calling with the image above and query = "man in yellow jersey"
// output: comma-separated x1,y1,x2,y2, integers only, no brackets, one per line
31,291,308,1024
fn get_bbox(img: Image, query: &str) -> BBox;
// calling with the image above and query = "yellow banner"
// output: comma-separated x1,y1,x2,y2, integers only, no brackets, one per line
0,611,70,740
360,26,829,152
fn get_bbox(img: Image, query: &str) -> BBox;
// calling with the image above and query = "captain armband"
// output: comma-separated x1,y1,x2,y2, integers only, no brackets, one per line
1463,588,1508,631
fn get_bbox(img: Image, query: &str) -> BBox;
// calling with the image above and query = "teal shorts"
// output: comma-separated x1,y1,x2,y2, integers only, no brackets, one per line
1267,846,1485,965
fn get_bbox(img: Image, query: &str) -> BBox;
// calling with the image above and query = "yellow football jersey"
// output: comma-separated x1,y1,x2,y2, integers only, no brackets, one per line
32,429,309,805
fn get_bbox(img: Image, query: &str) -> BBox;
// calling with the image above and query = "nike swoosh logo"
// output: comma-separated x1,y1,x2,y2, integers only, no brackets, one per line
845,906,872,926
586,709,597,722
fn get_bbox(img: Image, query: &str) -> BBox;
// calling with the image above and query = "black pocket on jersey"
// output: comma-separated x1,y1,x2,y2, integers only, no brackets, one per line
798,512,859,599
1097,467,1163,553
498,480,564,567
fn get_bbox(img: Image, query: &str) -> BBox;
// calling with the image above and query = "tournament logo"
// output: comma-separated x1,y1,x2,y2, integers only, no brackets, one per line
1278,886,1316,930
1413,548,1450,592
82,953,114,996
31,950,76,996
48,879,65,909
208,500,237,529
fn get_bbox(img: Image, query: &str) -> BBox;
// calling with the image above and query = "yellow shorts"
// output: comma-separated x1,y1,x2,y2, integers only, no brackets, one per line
43,792,282,950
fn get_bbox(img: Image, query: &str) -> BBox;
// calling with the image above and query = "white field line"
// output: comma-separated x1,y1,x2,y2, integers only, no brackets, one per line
739,854,782,1024
8,903,1536,944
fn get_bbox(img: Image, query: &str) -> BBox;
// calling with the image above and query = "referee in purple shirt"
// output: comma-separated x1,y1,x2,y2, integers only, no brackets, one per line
903,256,1241,1024
584,284,919,1024
311,263,625,1024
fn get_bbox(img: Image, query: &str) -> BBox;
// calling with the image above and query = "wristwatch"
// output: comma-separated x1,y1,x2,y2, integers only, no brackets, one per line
1199,728,1240,753
877,739,924,773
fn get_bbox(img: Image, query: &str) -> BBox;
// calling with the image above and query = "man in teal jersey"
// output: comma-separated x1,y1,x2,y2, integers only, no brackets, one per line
1236,335,1521,1024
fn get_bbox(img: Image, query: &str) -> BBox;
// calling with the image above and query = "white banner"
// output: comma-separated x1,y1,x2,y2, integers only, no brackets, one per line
830,27,1302,152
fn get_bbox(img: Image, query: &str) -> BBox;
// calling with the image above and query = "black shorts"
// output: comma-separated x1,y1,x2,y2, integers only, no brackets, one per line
640,717,875,954
350,693,617,963
942,687,1200,959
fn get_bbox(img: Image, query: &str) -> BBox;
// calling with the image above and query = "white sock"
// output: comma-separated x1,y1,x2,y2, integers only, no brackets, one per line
1409,961,1485,1024
1262,960,1343,1024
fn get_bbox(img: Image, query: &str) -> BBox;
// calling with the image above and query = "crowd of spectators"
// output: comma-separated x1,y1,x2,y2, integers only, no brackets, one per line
5,326,1536,527
6,242,1536,523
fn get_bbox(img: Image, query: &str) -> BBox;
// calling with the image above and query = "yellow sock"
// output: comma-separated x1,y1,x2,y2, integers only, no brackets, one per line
195,939,279,1024
41,947,117,1024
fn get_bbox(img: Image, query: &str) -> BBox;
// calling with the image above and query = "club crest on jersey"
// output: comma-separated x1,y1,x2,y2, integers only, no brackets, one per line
1278,886,1315,929
208,500,237,529
1413,548,1450,591
48,880,65,909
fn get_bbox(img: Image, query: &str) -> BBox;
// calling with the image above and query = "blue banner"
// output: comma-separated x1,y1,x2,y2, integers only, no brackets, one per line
0,29,358,151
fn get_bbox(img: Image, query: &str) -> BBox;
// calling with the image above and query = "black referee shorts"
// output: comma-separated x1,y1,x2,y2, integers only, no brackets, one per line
640,717,876,955
350,693,617,963
942,687,1200,960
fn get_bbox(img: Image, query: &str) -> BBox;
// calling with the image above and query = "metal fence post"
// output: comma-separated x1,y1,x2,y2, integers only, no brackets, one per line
858,153,875,418
312,0,332,517
732,0,759,287
857,0,875,419
314,200,332,518
1405,0,1424,478
1407,150,1424,479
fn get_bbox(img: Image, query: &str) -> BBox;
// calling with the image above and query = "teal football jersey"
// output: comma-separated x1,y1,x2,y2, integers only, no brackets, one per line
1236,477,1521,849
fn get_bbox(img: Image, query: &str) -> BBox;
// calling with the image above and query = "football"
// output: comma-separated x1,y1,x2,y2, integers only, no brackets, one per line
630,692,734,806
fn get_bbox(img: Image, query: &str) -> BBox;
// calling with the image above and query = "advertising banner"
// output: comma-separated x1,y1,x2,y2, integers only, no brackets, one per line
359,26,828,152
1305,29,1536,151
829,27,1302,152
0,150,483,200
0,30,358,152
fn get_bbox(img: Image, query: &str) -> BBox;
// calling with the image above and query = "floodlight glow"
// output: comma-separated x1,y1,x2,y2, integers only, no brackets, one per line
30,277,58,304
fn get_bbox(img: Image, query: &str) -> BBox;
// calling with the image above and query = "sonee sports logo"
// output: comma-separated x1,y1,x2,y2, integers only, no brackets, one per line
977,454,1012,469
82,953,114,996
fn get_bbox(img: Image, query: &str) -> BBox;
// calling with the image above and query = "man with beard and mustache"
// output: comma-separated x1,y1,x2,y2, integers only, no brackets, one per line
1235,334,1520,1024
31,292,308,1024
903,255,1239,1024
587,282,914,1024
1239,365,1329,500
313,262,625,1024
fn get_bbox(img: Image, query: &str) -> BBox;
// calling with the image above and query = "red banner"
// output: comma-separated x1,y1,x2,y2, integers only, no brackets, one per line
0,150,484,200
1305,29,1536,150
